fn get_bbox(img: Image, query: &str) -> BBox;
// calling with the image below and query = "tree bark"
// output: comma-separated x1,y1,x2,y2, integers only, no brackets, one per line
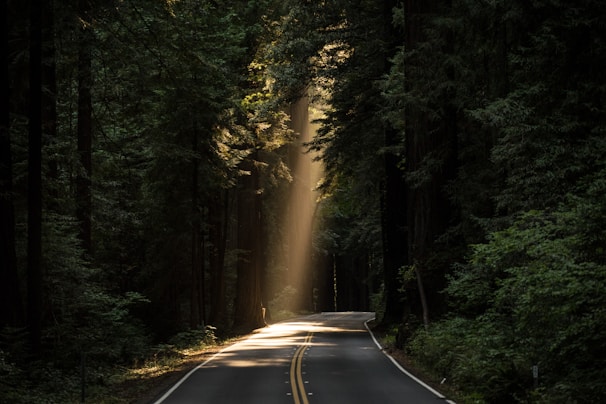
208,190,227,328
233,153,265,332
381,126,407,324
27,0,44,355
190,122,204,328
0,0,24,329
403,0,458,327
414,265,429,329
42,0,58,201
403,0,432,328
380,0,407,325
76,0,93,254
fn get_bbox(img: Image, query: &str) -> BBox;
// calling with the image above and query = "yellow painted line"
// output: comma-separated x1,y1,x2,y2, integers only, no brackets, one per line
290,332,313,404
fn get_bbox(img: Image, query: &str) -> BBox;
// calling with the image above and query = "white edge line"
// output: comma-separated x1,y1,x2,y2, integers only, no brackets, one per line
152,342,237,404
364,318,456,404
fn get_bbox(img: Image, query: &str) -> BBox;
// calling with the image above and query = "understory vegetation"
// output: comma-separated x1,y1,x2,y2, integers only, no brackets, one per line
408,205,606,403
0,325,221,403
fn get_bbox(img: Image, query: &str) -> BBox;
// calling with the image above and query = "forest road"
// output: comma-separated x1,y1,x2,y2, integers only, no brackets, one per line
151,312,454,404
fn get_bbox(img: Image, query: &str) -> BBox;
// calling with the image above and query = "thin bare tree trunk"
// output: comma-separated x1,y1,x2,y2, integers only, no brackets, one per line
414,265,430,329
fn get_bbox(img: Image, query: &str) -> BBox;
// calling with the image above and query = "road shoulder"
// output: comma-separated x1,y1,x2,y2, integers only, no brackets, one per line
365,321,458,404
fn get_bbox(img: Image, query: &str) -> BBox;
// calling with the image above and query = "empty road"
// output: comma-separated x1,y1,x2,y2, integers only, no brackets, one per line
153,312,454,404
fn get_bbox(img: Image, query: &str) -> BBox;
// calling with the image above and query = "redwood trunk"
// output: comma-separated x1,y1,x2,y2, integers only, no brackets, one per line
233,154,265,332
0,0,24,328
208,191,227,328
27,0,43,355
76,0,92,254
190,122,205,328
404,0,458,327
380,0,407,325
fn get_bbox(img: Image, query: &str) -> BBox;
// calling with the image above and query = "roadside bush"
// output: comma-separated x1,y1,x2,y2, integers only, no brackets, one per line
408,317,529,403
168,325,218,350
415,203,606,403
269,285,298,314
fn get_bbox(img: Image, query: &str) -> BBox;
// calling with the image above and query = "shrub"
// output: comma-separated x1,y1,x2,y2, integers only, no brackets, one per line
168,325,218,350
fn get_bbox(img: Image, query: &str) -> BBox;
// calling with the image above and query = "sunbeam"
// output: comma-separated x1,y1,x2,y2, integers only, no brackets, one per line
284,94,323,312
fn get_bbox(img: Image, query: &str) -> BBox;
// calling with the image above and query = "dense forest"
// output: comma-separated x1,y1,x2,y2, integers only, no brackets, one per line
1,0,605,402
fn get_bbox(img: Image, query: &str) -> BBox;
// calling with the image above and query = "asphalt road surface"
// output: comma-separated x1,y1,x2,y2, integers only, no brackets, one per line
153,312,454,404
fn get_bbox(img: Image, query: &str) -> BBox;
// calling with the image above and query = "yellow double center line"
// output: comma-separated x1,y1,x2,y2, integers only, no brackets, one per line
290,332,313,404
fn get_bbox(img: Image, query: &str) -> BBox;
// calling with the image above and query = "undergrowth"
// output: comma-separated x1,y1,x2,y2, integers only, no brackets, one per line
0,325,221,403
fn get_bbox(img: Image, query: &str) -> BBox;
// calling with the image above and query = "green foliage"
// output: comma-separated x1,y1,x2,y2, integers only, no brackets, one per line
387,0,606,401
369,285,386,322
269,285,298,313
89,0,277,338
39,210,151,365
0,349,27,403
409,317,529,403
431,202,606,402
168,325,218,350
6,0,606,401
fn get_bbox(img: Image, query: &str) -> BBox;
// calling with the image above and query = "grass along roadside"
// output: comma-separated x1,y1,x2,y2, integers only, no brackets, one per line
99,337,243,404
369,323,464,404
0,332,244,404
91,335,247,404
98,314,302,403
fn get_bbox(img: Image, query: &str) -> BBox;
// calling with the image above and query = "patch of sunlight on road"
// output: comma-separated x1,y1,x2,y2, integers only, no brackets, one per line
205,313,376,368
203,354,292,368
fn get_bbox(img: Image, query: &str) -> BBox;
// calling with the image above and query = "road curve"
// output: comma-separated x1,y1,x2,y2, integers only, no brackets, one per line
152,312,454,404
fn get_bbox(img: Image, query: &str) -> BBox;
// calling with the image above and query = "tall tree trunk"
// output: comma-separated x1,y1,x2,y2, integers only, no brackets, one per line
406,129,432,329
208,190,227,328
42,0,58,201
259,194,270,316
414,265,429,329
190,122,203,328
233,153,265,332
403,0,457,328
404,0,433,329
314,252,335,312
380,0,407,325
27,0,43,355
189,225,202,328
198,230,206,327
76,0,92,254
0,0,24,329
381,126,407,324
